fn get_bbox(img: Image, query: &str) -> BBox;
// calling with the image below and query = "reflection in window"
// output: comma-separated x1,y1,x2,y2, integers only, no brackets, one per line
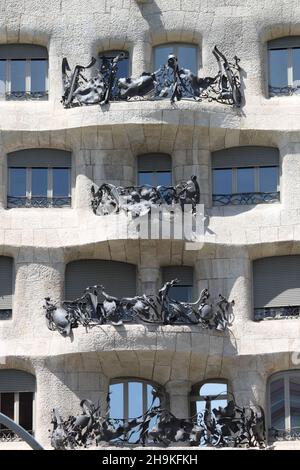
269,371,300,440
154,44,198,73
236,168,255,193
0,45,48,100
109,379,161,443
138,154,172,188
268,38,300,96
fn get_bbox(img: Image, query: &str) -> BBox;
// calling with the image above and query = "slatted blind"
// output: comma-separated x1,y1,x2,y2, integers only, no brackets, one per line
268,37,300,50
0,44,48,59
212,146,279,169
65,260,137,300
8,149,71,168
138,154,172,172
0,370,35,393
162,266,193,285
0,257,13,310
253,255,300,308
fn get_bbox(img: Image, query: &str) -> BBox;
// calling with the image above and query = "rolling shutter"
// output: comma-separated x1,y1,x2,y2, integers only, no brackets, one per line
0,370,35,393
138,154,171,172
212,146,279,169
0,257,13,310
0,44,48,59
162,266,193,286
8,149,71,168
253,255,300,308
268,37,300,50
65,260,137,300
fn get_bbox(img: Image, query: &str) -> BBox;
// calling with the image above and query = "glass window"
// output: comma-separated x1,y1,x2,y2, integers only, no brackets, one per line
30,59,47,94
259,167,278,192
0,60,6,95
9,168,26,197
19,392,34,432
100,51,129,81
31,168,48,197
53,168,70,197
0,391,34,435
11,60,26,93
138,170,172,187
269,49,288,90
292,48,300,92
154,43,198,73
213,169,232,195
236,167,255,193
169,285,192,302
270,378,285,431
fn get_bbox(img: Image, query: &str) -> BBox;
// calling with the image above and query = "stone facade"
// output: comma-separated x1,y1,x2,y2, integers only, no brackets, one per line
1,0,300,450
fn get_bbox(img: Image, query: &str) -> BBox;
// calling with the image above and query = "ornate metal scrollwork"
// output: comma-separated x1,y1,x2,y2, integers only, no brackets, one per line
91,176,200,217
7,196,71,209
43,281,234,337
213,192,280,206
254,306,300,322
61,46,242,108
50,394,265,449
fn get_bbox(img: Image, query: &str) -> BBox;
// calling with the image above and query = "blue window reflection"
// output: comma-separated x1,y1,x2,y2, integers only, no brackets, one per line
138,171,172,187
236,168,255,193
169,285,192,302
9,168,26,197
109,383,124,420
269,49,288,89
11,60,26,93
213,169,232,195
53,168,70,197
0,60,5,95
154,44,197,73
292,48,300,92
259,167,278,192
154,45,173,70
290,376,300,430
270,378,285,431
31,59,47,93
100,51,129,81
32,168,48,196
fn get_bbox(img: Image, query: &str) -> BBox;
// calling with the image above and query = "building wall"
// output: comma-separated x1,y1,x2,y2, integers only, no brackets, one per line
0,0,300,449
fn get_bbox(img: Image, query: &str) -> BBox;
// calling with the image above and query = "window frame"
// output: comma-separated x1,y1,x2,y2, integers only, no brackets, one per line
268,370,300,437
0,391,35,436
268,40,300,97
7,166,71,208
190,379,230,415
153,43,199,73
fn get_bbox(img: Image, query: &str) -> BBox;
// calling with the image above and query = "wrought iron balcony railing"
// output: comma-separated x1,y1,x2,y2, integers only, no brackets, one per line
254,306,300,321
7,196,71,209
5,91,48,100
50,396,266,449
43,283,234,337
213,191,280,206
269,85,300,97
61,46,242,108
268,427,300,442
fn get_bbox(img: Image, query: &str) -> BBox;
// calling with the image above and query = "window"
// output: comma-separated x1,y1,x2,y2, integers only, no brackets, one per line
154,43,198,73
99,50,129,100
269,371,300,440
253,255,300,321
7,149,71,208
0,257,13,321
212,146,279,205
65,260,136,301
109,379,161,443
162,266,193,302
138,153,172,186
0,44,48,100
268,37,300,96
0,370,35,439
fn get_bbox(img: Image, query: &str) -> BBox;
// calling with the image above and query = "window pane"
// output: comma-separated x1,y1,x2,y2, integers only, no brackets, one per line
19,392,33,432
11,60,26,92
147,384,160,409
138,172,153,186
200,383,228,397
0,60,5,95
154,45,173,70
157,171,172,186
109,383,124,419
30,59,47,93
9,168,26,197
0,393,14,431
259,167,278,192
270,378,285,430
237,167,255,193
292,48,300,92
53,168,70,197
269,49,288,89
290,376,300,430
128,382,143,419
116,57,129,80
169,285,192,302
32,168,48,196
178,45,197,73
213,169,232,194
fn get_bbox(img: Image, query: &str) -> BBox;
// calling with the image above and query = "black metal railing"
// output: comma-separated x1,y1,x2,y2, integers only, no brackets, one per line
213,192,280,206
269,427,300,442
254,306,300,321
5,91,48,100
269,85,300,97
7,196,71,208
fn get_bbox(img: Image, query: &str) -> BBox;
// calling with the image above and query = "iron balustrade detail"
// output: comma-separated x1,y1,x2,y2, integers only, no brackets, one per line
254,306,300,321
7,196,71,209
5,91,48,100
213,191,280,206
0,309,12,320
269,85,300,97
50,395,265,449
91,176,200,217
61,46,242,108
268,427,300,442
43,282,234,337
